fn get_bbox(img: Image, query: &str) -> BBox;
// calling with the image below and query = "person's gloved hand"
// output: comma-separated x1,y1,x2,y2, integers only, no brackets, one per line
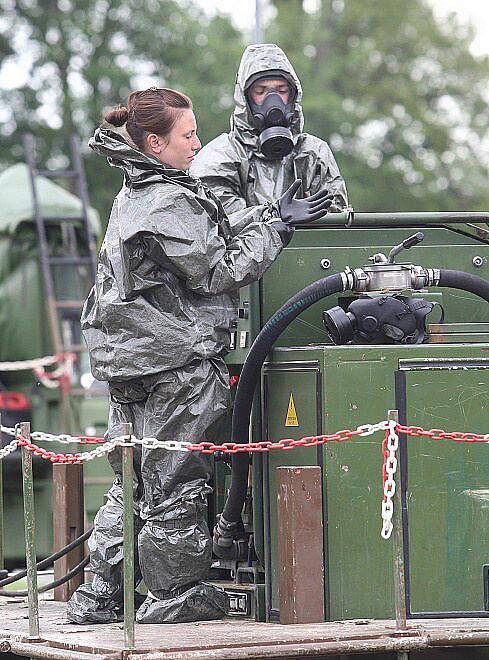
273,179,335,226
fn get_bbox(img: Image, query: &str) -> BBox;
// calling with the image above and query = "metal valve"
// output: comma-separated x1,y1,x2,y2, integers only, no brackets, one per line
387,232,424,263
349,233,429,293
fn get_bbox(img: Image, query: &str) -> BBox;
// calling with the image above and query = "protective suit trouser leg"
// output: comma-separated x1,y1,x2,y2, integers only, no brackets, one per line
135,360,229,623
67,359,229,624
67,395,146,624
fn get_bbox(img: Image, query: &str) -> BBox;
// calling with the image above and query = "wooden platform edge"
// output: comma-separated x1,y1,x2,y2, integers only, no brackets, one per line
123,631,489,660
0,636,120,660
1,620,489,659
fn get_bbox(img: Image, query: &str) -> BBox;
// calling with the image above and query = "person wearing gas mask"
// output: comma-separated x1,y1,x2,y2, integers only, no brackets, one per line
191,43,348,214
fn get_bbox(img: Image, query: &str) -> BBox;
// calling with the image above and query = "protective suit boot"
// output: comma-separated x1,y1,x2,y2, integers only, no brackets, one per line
67,576,146,624
66,480,144,624
136,582,228,624
66,575,123,624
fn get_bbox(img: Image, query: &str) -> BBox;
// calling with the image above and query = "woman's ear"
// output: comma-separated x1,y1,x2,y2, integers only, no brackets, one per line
146,133,163,155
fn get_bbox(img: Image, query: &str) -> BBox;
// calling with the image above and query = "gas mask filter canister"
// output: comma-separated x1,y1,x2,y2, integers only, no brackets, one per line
248,88,295,159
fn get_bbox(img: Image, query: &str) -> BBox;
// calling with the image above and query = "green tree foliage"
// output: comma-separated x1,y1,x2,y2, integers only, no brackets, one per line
1,0,488,216
268,0,489,211
0,0,244,220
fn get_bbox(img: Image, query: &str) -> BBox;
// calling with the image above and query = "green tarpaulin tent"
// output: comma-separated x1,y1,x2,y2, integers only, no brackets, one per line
0,163,100,235
0,163,100,372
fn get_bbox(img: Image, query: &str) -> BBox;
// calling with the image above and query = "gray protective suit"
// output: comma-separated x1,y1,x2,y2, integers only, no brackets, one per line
67,126,283,624
190,43,348,214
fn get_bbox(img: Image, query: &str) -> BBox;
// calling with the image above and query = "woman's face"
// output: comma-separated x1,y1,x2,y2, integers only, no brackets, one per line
147,108,201,171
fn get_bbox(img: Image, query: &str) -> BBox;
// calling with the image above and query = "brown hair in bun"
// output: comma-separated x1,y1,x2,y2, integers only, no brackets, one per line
104,105,129,127
103,88,192,153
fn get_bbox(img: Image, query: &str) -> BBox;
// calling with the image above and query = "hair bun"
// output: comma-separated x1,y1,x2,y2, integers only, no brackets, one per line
105,106,129,127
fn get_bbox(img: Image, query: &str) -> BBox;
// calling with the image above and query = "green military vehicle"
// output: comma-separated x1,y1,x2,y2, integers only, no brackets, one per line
0,159,112,563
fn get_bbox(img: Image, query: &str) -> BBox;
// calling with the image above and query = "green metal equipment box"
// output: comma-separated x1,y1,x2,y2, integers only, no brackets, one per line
224,215,489,623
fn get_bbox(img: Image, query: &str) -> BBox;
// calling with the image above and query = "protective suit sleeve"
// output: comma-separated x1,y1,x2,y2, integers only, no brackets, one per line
191,136,248,219
314,141,348,211
128,192,283,296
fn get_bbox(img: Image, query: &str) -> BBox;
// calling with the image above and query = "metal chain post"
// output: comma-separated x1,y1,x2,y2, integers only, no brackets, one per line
122,422,135,650
20,421,40,639
0,413,4,570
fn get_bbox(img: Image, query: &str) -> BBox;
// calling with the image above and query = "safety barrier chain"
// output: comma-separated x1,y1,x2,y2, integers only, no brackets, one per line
0,353,74,372
0,421,390,463
381,421,398,540
0,352,76,393
1,420,488,538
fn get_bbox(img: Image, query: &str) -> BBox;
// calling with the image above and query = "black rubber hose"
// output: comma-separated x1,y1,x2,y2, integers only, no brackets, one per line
0,555,90,597
221,272,345,525
438,269,489,302
0,527,92,588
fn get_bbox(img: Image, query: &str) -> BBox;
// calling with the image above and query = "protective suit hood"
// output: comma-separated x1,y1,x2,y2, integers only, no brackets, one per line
89,126,199,192
232,43,304,154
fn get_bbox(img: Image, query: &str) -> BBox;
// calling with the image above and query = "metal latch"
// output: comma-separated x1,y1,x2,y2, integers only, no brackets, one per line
238,302,249,319
227,589,251,616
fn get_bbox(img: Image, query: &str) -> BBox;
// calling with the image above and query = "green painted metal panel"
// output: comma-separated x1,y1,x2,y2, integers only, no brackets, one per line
260,344,489,622
403,366,489,613
321,347,395,620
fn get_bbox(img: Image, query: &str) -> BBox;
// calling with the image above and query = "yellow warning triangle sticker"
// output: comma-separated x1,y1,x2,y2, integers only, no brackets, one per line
285,393,299,427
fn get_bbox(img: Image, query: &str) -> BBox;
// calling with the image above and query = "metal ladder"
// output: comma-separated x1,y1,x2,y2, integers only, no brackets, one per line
22,134,98,430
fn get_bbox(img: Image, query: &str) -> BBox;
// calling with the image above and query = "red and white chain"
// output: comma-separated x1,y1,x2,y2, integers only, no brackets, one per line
2,413,487,551
0,437,20,460
0,425,102,445
0,353,71,372
0,421,391,462
32,353,75,390
381,419,399,540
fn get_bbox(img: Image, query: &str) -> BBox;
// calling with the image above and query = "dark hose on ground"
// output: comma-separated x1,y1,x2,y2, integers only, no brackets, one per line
0,528,92,588
0,555,90,597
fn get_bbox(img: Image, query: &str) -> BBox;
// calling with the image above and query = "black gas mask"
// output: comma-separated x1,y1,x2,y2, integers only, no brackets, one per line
247,80,296,159
323,295,443,345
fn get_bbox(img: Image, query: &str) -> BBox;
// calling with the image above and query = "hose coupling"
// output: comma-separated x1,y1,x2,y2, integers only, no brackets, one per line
213,515,246,560
425,267,441,286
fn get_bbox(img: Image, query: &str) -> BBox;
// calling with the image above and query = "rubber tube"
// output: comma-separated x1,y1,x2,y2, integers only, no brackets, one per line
0,527,93,588
221,273,345,529
438,269,489,303
0,555,90,597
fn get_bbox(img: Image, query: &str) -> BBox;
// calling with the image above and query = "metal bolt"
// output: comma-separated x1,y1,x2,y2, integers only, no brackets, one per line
472,255,484,268
320,258,331,270
0,640,11,653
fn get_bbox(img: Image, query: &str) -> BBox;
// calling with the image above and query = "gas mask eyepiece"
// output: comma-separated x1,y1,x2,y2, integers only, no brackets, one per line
247,85,296,159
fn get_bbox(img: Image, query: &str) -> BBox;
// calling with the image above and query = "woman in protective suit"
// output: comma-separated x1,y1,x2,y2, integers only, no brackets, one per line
67,87,334,625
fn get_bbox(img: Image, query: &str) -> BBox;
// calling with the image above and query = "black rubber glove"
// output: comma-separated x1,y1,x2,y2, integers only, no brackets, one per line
273,179,335,226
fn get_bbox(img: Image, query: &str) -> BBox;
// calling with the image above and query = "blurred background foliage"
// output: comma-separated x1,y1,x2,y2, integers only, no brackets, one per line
0,0,488,222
